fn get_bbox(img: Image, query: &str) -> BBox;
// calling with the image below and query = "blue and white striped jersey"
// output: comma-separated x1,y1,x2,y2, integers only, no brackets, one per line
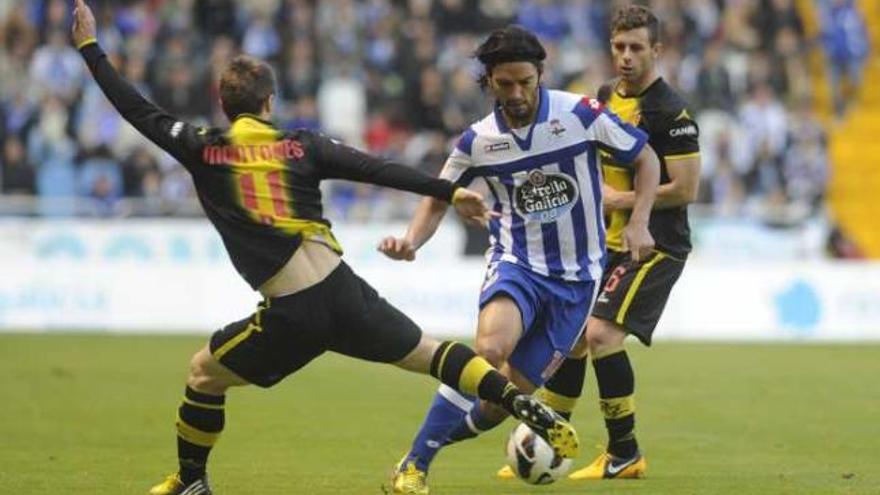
441,87,648,282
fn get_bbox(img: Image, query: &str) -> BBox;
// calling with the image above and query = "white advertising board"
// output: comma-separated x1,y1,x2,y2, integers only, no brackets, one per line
0,219,878,341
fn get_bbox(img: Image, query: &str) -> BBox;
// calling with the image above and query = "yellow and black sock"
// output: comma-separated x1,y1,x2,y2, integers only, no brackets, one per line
540,356,587,419
593,349,638,459
429,341,519,414
176,386,225,484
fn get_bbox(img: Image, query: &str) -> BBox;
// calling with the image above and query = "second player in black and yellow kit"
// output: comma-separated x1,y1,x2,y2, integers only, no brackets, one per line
524,5,701,482
71,2,578,495
594,74,698,342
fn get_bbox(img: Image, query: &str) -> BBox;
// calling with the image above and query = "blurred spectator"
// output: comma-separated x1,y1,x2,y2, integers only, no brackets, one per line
242,10,281,61
317,64,367,147
783,98,828,212
817,0,869,118
739,83,789,199
694,39,735,112
2,136,35,195
28,28,84,104
517,0,569,43
120,147,161,198
29,96,77,216
78,145,122,217
826,225,864,259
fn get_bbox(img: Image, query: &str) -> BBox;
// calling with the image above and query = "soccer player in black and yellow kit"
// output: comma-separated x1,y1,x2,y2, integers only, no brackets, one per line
71,2,578,494
498,5,701,481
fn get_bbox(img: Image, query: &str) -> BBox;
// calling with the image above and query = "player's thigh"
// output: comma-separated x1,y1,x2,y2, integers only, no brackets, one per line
591,250,684,346
509,279,595,386
476,295,525,367
584,316,627,356
187,344,250,394
327,263,424,364
209,295,329,389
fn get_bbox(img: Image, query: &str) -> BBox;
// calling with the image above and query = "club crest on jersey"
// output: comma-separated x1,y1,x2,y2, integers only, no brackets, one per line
513,171,579,223
549,119,566,136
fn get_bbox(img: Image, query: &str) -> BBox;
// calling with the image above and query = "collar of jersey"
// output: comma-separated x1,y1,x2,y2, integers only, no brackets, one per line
614,76,663,99
493,85,550,152
233,113,275,127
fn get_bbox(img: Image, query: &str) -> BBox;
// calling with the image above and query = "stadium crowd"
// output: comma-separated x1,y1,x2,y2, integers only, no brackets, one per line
0,0,856,222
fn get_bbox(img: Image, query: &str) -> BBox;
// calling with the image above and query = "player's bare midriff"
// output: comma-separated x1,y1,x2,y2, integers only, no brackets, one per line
259,240,342,298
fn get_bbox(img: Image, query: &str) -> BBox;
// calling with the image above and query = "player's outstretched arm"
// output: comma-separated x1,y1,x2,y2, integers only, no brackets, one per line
378,187,496,261
623,144,660,261
72,0,203,166
378,197,449,261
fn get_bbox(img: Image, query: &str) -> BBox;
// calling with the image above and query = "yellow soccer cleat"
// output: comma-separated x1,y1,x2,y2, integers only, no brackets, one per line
148,473,212,495
496,464,516,480
391,458,429,495
568,451,647,480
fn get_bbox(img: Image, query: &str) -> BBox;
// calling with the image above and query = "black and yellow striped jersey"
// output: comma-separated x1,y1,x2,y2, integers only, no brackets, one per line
600,77,700,258
80,43,457,290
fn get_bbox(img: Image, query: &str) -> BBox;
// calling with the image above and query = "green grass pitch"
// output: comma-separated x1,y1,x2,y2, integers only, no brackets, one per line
1,334,877,494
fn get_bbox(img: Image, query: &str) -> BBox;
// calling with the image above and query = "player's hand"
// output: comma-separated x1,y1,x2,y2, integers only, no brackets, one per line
451,187,499,227
622,222,654,262
378,236,416,261
72,0,97,48
603,183,625,212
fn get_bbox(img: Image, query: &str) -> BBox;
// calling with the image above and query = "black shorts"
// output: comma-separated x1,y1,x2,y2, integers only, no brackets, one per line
208,262,422,387
591,249,685,345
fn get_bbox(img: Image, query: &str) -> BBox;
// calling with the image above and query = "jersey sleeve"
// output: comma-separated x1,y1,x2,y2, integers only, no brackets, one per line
78,42,207,170
654,107,700,159
311,132,457,201
439,128,476,186
574,97,648,165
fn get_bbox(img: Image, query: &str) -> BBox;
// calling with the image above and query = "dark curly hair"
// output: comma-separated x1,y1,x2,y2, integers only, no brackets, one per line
611,5,660,45
474,25,546,89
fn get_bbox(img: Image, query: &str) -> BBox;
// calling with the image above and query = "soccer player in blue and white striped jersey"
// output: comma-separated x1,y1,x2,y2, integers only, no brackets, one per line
380,26,660,493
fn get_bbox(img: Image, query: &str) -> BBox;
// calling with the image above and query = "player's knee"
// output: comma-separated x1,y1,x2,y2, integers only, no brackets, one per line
474,338,510,368
585,321,625,354
186,351,225,394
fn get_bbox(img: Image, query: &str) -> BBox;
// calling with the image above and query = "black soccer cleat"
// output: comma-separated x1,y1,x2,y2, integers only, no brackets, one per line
511,394,580,459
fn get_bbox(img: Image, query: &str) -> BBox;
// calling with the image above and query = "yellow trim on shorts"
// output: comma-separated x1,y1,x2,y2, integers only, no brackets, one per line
664,152,701,161
212,300,269,360
176,414,221,447
615,252,666,325
212,321,261,360
599,395,636,420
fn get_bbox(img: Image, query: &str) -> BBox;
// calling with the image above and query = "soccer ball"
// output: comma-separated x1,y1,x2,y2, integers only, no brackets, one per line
505,422,573,484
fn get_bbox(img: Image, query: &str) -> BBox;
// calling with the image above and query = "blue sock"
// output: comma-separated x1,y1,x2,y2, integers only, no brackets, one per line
404,385,473,472
446,400,506,444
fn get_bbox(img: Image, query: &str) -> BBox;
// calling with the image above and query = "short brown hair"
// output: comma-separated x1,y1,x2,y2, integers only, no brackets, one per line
219,56,276,121
611,5,660,45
